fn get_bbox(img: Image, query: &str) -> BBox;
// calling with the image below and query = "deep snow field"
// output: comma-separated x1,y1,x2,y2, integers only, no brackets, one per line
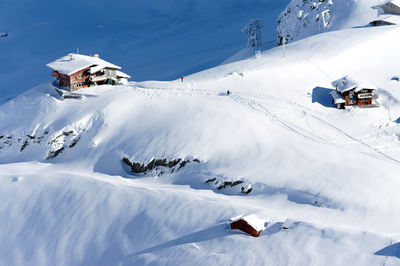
2,0,400,265
2,23,400,265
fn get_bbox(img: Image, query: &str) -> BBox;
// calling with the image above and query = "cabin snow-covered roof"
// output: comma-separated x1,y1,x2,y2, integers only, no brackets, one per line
116,70,131,79
329,90,345,104
331,76,377,93
47,53,121,75
231,214,266,231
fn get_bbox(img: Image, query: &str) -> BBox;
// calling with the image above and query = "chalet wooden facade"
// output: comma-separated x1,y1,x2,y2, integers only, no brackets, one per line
230,219,262,237
47,53,131,91
330,76,377,109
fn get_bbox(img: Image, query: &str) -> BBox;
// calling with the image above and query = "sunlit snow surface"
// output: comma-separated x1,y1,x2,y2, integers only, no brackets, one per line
1,24,400,265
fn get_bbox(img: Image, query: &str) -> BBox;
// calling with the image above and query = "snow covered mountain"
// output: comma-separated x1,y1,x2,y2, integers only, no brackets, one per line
0,0,288,103
2,22,400,264
277,0,381,44
2,1,400,265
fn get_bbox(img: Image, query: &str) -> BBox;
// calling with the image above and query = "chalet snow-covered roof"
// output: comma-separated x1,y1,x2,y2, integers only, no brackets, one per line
116,70,131,79
331,76,377,93
47,53,121,75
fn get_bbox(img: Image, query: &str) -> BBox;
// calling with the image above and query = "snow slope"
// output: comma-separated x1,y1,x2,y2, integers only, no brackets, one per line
2,24,400,265
0,0,288,103
277,0,382,44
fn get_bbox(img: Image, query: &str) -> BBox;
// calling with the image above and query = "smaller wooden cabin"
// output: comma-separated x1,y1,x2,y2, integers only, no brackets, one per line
47,53,131,91
330,76,377,109
230,215,266,237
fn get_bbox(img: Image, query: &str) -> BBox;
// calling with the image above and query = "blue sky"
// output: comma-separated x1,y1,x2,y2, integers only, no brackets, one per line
0,0,288,102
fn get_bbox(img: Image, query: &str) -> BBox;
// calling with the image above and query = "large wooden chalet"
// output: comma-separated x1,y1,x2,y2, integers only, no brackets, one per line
330,76,377,109
47,53,131,91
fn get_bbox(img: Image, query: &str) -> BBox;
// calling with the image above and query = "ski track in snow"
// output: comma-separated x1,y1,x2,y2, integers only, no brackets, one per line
132,83,400,166
231,94,327,143
231,94,400,165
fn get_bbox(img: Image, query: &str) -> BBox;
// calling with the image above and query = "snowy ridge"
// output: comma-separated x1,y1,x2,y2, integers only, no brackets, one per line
277,0,380,44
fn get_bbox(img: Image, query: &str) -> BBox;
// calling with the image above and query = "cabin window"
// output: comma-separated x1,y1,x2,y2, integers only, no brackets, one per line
78,74,82,79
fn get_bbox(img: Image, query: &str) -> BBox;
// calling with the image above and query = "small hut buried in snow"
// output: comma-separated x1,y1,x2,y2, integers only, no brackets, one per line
47,53,131,91
230,214,266,237
330,76,377,109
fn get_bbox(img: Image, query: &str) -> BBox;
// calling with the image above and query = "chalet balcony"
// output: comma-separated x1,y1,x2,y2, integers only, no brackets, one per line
90,76,108,82
358,93,373,99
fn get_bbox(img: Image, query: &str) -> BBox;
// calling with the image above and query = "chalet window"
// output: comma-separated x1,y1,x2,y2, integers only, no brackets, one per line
96,70,105,77
78,74,82,79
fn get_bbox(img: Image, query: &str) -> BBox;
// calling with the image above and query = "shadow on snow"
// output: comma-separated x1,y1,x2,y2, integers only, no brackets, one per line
312,87,335,108
375,242,400,258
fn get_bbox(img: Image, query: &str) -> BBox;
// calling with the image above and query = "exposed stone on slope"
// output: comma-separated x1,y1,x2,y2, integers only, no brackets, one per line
277,0,333,45
122,157,199,175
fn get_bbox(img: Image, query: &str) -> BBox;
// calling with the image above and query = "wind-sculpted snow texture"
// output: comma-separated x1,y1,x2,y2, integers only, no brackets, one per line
277,0,379,44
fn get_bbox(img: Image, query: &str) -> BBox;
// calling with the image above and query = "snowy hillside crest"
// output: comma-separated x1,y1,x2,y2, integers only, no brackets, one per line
277,0,381,44
277,0,333,45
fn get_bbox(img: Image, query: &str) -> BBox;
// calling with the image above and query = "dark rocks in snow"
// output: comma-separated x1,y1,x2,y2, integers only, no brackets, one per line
1,128,77,158
205,176,253,195
0,135,13,147
122,157,199,175
62,130,74,136
47,147,65,159
69,137,80,148
47,130,80,159
20,140,28,152
217,180,243,190
205,178,216,183
241,186,253,194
